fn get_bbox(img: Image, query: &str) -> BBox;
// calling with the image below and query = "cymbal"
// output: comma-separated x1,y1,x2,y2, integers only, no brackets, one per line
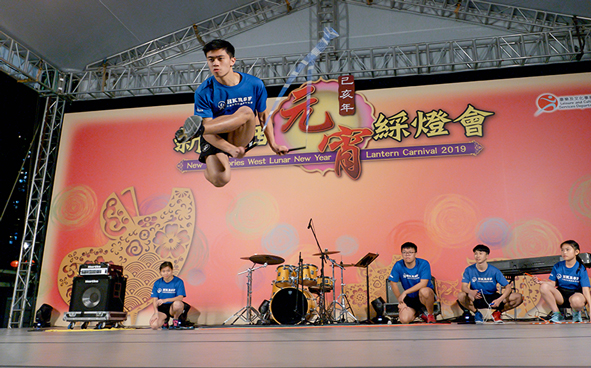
312,250,340,256
241,254,285,265
340,263,356,268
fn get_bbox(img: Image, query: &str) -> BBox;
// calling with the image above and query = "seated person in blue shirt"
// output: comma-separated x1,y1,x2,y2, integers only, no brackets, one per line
457,244,523,324
150,261,187,329
538,240,591,323
388,242,437,324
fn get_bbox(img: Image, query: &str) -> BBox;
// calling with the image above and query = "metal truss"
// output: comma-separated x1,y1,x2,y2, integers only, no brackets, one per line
8,96,66,328
68,27,590,100
0,30,68,96
348,0,591,33
85,0,313,70
85,0,590,71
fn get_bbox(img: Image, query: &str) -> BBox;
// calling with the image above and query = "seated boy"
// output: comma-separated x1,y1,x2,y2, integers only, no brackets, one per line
388,242,437,324
457,244,523,323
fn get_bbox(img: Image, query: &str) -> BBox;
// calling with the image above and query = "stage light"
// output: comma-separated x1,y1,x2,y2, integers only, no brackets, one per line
10,260,18,268
371,297,388,324
34,304,54,328
371,297,385,316
258,299,270,315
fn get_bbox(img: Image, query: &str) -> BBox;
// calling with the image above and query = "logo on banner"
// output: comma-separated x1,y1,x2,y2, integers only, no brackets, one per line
535,92,591,116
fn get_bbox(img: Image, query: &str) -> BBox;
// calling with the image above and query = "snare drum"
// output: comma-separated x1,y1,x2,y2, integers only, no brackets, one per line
275,265,296,287
296,264,318,286
270,287,317,324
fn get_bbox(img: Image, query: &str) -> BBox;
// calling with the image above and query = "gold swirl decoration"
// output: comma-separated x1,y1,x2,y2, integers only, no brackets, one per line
502,219,561,259
434,279,460,307
570,174,591,223
514,275,542,318
57,188,195,323
51,185,98,230
424,194,480,248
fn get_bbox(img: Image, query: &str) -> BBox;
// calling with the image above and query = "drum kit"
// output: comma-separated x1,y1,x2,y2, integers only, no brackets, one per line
224,251,358,326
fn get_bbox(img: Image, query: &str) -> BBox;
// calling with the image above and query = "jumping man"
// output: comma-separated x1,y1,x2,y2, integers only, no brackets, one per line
175,39,288,187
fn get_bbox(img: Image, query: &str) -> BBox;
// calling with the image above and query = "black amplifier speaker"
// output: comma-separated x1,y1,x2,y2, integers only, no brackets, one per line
69,275,127,312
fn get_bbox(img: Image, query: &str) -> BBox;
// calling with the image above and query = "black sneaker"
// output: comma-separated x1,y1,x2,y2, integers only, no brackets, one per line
175,115,204,143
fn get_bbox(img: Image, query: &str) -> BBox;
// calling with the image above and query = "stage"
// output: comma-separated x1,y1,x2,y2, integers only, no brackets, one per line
1,322,590,368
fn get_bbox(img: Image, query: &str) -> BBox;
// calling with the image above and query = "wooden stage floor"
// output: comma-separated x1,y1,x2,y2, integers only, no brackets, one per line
1,322,590,368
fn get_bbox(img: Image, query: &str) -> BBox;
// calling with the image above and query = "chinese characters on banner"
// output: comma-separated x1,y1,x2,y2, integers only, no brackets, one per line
371,104,495,142
339,75,355,116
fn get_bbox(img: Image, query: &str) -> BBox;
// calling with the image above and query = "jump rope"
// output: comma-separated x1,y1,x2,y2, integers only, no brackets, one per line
245,27,339,153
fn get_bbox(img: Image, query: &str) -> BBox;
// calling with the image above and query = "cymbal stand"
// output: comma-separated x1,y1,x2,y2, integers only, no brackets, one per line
327,259,357,323
318,252,331,323
223,263,267,325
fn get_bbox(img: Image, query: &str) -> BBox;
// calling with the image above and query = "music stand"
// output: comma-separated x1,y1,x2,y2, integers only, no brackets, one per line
354,252,379,324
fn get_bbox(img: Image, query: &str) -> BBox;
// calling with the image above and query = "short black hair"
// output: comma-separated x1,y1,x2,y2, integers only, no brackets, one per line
203,39,235,58
160,261,174,271
473,244,490,254
401,242,417,253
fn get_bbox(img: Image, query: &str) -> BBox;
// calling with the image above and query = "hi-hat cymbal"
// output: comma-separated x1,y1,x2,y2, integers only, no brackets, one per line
312,250,341,256
241,254,285,265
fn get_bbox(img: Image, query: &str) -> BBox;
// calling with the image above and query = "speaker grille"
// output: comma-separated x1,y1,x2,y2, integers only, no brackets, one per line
69,275,126,312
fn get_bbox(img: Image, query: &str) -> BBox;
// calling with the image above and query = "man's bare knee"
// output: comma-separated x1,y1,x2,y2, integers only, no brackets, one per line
236,105,255,121
206,175,229,188
205,171,230,188
419,287,433,298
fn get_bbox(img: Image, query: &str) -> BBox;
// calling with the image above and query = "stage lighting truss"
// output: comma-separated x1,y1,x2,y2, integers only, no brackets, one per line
69,28,590,100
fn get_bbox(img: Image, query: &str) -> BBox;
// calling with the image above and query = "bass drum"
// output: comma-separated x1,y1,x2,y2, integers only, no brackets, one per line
270,287,316,325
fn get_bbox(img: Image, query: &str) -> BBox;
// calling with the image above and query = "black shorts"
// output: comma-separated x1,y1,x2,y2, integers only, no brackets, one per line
198,135,229,164
198,134,258,164
473,292,504,310
401,290,437,314
157,301,190,320
557,287,581,308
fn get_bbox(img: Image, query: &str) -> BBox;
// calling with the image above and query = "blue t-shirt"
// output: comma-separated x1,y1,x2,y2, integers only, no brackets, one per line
462,263,508,295
388,258,434,298
549,261,591,291
151,276,186,305
194,72,267,119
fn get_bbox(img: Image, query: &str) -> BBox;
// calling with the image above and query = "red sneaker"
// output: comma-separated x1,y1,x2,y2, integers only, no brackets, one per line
492,310,503,324
427,314,436,323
